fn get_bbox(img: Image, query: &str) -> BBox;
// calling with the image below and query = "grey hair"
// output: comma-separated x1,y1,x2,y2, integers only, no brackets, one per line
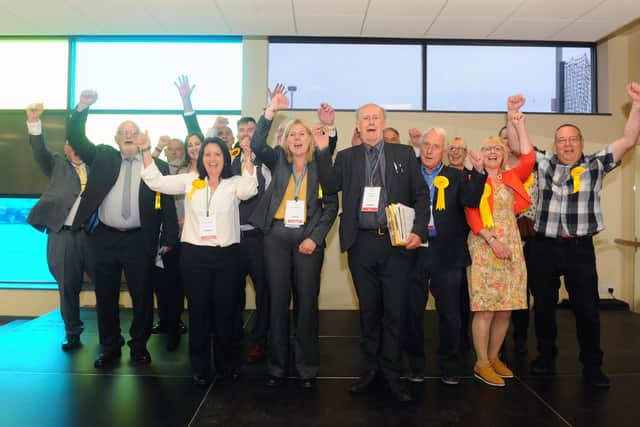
421,127,448,145
355,103,387,121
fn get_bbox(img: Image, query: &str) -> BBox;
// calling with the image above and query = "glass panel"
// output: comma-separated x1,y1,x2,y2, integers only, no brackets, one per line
73,39,243,111
0,40,68,109
269,43,422,110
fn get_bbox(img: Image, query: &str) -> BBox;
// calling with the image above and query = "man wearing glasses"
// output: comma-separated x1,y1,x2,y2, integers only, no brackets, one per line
506,83,640,388
67,89,178,369
446,137,468,170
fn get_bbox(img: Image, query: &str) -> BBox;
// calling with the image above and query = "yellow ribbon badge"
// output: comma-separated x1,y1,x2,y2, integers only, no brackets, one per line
154,192,161,210
230,147,241,159
570,166,585,193
479,183,494,229
187,179,206,201
433,176,449,211
318,184,323,199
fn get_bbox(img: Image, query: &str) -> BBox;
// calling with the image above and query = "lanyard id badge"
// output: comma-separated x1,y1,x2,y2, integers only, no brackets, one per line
198,214,217,240
284,200,305,228
361,186,381,212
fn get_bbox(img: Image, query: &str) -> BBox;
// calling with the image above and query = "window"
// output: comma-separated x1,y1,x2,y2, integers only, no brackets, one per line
0,39,68,109
269,41,423,110
427,45,593,113
73,38,243,111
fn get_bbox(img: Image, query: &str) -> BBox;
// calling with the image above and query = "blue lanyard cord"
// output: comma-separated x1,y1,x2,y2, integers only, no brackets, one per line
292,164,307,201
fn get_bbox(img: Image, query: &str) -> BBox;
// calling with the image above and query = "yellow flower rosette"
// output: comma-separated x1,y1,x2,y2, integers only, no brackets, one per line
523,173,534,194
570,166,585,193
230,147,241,159
433,176,449,211
187,179,206,201
479,183,494,228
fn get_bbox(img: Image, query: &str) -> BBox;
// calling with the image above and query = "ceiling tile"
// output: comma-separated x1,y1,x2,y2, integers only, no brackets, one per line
296,15,364,36
490,18,573,40
582,0,640,21
427,17,502,39
439,0,521,19
367,0,447,17
551,19,626,41
294,0,368,15
362,16,434,37
513,0,602,20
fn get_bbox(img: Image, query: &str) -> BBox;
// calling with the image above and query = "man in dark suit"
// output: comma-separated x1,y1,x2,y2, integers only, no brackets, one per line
67,90,178,368
26,103,93,352
315,103,429,402
404,127,485,385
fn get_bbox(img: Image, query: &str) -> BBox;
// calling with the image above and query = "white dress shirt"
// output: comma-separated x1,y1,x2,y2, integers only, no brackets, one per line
141,161,257,247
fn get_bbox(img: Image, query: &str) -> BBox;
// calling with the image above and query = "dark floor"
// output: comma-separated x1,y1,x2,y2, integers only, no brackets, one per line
0,307,638,427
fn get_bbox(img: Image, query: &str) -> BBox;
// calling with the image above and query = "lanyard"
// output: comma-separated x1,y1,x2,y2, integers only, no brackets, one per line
292,164,307,201
205,179,217,217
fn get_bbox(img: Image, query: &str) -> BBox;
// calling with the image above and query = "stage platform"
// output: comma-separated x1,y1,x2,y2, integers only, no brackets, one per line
0,308,638,427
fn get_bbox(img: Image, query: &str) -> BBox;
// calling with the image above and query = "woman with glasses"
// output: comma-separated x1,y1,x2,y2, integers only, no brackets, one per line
464,109,534,387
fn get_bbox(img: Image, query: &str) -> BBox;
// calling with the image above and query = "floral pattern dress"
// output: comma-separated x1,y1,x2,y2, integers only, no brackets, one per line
467,180,527,311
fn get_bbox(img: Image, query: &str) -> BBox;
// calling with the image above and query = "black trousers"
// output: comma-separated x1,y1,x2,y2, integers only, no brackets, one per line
264,221,323,380
528,235,603,368
348,229,413,382
234,230,269,346
511,240,533,346
405,247,463,377
181,242,241,377
152,243,184,334
459,270,470,345
89,225,153,354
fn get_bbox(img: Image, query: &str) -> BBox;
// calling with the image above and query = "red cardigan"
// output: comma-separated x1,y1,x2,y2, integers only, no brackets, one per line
465,149,534,234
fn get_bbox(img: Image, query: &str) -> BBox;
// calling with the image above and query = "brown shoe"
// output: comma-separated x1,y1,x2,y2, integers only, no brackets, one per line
474,362,505,387
490,358,514,378
246,344,265,363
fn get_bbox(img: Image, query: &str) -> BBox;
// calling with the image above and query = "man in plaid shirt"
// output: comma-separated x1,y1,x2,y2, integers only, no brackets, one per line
506,83,640,388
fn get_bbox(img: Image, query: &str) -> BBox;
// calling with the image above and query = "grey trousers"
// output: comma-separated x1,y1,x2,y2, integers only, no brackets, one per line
47,228,91,336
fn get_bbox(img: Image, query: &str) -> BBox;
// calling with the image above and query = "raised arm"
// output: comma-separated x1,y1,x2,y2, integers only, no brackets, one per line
134,131,188,195
175,75,203,136
67,90,98,165
26,103,55,177
251,89,288,170
317,102,338,155
511,112,533,155
506,94,526,154
611,82,640,163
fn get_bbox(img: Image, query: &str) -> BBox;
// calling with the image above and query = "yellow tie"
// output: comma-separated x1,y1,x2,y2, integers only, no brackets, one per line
74,164,86,193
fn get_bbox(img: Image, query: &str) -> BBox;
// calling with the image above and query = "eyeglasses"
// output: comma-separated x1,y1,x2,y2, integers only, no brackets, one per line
556,136,581,145
448,147,467,153
117,130,139,137
481,145,504,153
422,143,443,151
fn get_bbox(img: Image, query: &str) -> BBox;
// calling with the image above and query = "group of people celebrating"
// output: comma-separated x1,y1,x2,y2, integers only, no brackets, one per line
25,76,640,403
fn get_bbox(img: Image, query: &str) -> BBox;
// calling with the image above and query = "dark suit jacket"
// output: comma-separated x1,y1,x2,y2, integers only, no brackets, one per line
316,142,429,252
27,132,87,233
249,116,338,246
424,165,486,270
67,109,178,256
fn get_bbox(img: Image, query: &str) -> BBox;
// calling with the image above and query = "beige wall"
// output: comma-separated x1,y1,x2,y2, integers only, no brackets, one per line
1,29,639,315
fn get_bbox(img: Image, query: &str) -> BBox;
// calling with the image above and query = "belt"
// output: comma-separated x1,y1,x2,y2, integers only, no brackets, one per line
359,226,387,236
61,225,73,231
100,224,142,233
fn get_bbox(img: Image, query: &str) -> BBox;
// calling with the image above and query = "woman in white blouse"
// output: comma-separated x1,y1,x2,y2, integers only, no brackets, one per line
136,134,257,386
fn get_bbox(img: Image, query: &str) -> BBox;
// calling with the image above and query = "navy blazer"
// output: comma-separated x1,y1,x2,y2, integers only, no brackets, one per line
316,142,429,252
423,165,486,270
249,116,338,246
67,108,178,256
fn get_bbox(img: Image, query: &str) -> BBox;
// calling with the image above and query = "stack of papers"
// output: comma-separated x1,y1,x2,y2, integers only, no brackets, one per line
385,203,415,246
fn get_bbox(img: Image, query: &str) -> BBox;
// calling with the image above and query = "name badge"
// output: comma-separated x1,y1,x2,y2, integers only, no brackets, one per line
361,186,381,212
199,215,217,240
284,200,305,228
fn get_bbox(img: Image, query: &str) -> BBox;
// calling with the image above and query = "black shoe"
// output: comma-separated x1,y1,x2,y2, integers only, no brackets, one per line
441,375,460,385
388,379,414,403
166,332,181,352
530,356,555,375
94,351,121,368
131,349,152,366
405,372,424,383
583,367,611,389
151,321,167,334
349,369,379,394
301,378,316,390
193,374,209,386
266,375,285,387
61,335,81,352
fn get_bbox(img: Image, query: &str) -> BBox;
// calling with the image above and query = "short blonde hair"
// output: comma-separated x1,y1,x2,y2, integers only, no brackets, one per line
481,136,508,169
282,119,316,163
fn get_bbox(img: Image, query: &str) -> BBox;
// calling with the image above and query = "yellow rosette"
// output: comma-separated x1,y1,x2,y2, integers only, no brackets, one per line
433,176,449,211
523,173,534,194
318,184,323,199
230,147,241,159
570,166,585,193
479,183,494,228
187,179,206,201
154,192,161,210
